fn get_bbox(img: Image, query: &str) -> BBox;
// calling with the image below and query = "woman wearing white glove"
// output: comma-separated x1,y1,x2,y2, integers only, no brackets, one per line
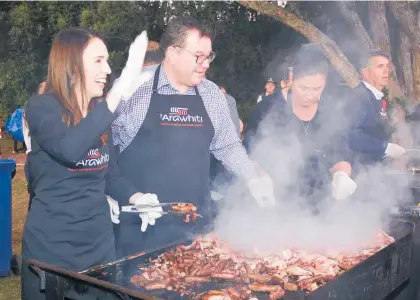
243,44,357,206
21,28,154,300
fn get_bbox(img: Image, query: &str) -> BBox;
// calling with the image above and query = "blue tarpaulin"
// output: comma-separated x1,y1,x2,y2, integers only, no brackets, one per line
5,109,24,142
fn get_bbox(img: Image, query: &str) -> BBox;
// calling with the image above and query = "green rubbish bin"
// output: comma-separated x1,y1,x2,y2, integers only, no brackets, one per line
0,158,16,277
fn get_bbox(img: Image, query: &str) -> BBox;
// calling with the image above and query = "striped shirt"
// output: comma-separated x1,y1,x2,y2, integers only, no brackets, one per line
111,64,255,178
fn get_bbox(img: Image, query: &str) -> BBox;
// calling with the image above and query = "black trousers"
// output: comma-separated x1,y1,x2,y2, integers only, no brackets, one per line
21,260,120,300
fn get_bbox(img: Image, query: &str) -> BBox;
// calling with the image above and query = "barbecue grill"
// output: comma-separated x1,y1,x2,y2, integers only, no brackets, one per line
28,219,413,300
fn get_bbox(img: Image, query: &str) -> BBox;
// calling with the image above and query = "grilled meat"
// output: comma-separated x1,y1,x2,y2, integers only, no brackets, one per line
131,230,394,298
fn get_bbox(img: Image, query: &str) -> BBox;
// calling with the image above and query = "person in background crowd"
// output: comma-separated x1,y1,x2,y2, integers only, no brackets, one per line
244,44,356,205
246,79,287,143
6,107,26,154
112,16,276,257
23,81,46,156
346,50,406,169
279,66,293,101
256,78,276,103
219,86,241,136
21,27,162,300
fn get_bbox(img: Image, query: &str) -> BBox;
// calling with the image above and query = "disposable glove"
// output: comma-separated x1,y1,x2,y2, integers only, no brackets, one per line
331,171,357,201
129,193,163,232
384,143,406,159
106,195,120,224
247,175,276,208
107,31,153,112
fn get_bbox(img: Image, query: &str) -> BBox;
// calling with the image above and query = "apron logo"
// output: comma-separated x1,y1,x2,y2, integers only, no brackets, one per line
170,107,188,116
69,148,109,172
160,107,204,127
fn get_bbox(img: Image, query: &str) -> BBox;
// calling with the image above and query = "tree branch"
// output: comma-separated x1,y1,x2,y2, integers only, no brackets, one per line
387,2,420,48
238,1,360,88
337,2,374,50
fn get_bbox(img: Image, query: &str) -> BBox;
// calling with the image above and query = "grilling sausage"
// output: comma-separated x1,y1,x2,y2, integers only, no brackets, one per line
248,284,282,293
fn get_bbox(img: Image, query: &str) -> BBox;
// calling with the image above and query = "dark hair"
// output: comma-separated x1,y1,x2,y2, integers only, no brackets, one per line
290,44,329,80
358,49,390,70
46,27,108,144
160,16,211,55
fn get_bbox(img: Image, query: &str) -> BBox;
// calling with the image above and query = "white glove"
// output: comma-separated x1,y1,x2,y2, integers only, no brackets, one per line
331,171,357,201
106,196,120,224
107,31,153,112
247,176,276,208
384,143,406,159
129,193,163,232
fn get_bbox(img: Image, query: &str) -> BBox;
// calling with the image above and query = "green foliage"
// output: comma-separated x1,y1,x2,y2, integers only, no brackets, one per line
0,1,301,120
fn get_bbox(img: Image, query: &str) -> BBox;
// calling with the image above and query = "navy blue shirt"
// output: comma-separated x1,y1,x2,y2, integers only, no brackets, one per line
22,93,136,271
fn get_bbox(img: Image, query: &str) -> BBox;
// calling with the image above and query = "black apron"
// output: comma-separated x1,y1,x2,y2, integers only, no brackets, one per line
115,65,214,257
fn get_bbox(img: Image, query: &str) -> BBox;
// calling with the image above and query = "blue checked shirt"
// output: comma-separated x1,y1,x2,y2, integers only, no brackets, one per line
112,64,255,178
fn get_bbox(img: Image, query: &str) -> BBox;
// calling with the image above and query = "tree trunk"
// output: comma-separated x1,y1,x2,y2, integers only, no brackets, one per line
368,2,405,100
412,48,420,103
368,2,391,54
337,2,374,51
397,32,414,99
388,2,420,102
238,1,360,88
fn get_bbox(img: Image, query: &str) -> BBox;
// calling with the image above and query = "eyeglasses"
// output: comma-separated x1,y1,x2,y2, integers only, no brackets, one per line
174,45,216,64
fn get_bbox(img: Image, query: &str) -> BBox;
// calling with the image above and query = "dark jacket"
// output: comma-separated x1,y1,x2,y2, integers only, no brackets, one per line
346,82,392,165
23,93,136,270
243,91,350,202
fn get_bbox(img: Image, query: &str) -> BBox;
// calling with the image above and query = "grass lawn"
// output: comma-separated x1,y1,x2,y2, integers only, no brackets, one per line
0,139,29,300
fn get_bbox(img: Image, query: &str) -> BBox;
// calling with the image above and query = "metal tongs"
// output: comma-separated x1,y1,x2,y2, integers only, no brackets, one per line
121,202,193,216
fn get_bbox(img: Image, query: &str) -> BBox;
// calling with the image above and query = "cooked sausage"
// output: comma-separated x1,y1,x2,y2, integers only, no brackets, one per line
248,284,281,293
227,287,242,298
185,276,211,283
254,262,264,274
248,274,272,283
144,282,167,290
214,260,228,273
211,272,236,280
197,263,213,276
284,282,298,291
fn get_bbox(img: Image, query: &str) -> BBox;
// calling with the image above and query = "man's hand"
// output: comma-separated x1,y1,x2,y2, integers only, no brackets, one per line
331,171,357,201
247,175,276,208
129,193,163,232
107,31,153,112
106,196,120,224
384,143,406,159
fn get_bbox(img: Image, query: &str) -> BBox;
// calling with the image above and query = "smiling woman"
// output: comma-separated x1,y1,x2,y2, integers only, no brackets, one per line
20,27,160,300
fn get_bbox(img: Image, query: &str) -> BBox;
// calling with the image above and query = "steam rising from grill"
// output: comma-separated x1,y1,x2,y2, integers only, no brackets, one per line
212,81,413,255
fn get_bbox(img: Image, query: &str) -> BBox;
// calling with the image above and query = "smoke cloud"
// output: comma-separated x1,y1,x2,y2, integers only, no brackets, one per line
212,64,414,255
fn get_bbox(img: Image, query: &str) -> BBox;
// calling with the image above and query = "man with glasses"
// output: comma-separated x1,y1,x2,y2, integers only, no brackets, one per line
111,16,276,257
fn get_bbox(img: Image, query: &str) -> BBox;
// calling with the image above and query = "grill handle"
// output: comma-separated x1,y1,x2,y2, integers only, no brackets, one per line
30,265,46,291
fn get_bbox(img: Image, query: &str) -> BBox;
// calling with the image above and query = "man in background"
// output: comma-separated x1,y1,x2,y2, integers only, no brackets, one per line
219,86,241,136
346,50,406,168
256,78,276,103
